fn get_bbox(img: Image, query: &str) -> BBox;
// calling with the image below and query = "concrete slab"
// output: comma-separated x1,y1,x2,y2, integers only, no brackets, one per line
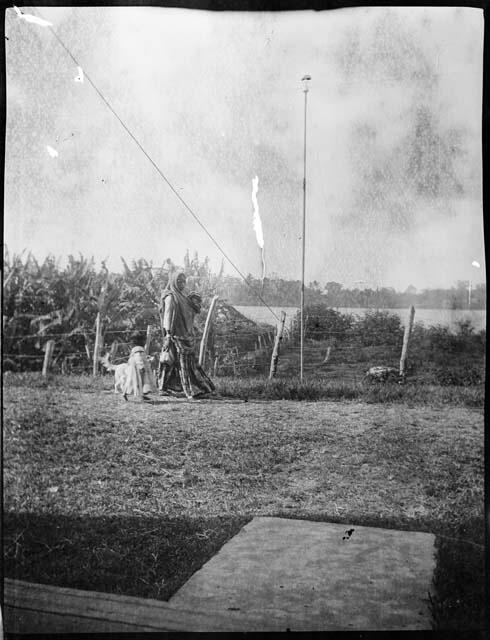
169,516,436,631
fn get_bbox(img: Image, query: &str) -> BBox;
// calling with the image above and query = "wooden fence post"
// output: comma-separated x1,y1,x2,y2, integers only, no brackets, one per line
144,325,152,354
199,295,219,367
42,340,55,377
321,345,332,365
269,311,287,380
92,312,102,377
109,340,118,361
207,327,216,374
399,306,415,379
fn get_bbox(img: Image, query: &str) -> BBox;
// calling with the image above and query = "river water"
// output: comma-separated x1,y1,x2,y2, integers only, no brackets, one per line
235,306,486,333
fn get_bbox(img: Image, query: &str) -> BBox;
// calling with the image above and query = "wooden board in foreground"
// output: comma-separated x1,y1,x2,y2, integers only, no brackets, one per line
3,578,267,633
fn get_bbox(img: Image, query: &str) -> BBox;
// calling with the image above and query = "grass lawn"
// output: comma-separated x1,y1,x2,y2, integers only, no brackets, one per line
3,373,485,630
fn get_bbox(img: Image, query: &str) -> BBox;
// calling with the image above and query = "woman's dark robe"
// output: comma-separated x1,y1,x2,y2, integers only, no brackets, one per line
158,272,215,398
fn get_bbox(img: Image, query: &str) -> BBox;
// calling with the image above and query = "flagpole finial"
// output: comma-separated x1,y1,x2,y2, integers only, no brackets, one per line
301,75,311,92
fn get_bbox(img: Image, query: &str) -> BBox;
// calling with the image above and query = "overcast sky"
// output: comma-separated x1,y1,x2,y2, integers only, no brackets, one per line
4,6,484,290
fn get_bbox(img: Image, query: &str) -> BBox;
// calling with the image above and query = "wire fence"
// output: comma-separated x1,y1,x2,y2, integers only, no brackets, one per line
3,305,485,385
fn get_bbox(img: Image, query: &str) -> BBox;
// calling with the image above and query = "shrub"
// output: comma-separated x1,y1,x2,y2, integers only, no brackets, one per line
411,323,486,368
455,319,475,336
434,366,484,387
294,305,353,342
351,311,404,347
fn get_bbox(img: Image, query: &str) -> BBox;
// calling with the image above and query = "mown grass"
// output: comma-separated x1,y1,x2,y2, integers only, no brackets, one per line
3,374,485,630
4,370,485,407
216,376,484,408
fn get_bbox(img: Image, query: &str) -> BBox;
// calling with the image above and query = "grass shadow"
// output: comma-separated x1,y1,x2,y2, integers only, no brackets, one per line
4,511,250,601
3,510,485,630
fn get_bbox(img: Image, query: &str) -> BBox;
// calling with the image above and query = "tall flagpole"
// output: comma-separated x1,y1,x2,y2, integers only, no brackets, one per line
300,75,311,382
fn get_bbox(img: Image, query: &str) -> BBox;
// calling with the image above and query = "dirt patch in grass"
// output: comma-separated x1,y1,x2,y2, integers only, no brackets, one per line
3,378,485,629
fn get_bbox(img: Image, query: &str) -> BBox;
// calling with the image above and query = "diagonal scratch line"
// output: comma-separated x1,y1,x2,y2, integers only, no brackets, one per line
27,6,280,322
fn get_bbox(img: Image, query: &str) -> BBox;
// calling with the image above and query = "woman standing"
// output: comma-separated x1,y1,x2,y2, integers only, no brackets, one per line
158,271,215,398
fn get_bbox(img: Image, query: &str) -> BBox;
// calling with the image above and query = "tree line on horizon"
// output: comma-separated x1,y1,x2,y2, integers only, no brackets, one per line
4,246,486,316
220,275,486,310
3,247,485,374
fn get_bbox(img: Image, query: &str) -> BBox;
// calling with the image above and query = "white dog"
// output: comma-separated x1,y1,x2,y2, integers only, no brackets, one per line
100,352,158,397
100,353,129,395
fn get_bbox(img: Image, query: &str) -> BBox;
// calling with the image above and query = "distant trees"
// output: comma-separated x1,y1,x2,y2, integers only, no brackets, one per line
3,244,486,365
219,275,302,306
2,245,486,378
217,276,486,310
324,281,343,307
471,283,487,309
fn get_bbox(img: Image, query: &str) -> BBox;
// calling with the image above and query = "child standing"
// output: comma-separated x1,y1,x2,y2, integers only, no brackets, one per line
123,331,157,401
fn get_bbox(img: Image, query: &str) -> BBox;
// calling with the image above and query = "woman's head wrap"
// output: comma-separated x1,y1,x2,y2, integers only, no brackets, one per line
161,271,201,335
